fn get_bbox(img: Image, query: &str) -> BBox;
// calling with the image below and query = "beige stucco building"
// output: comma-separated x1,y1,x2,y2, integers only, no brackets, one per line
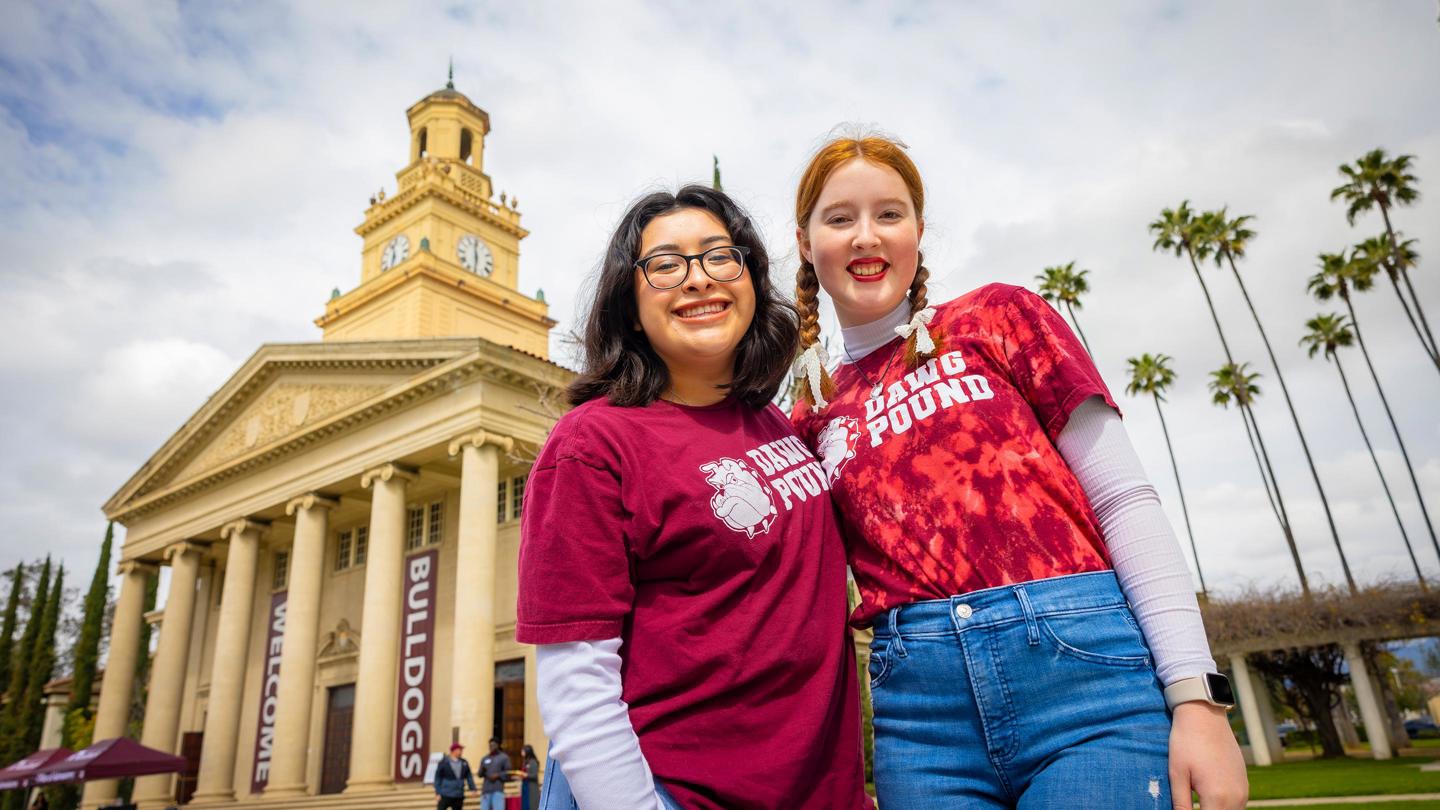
86,77,568,810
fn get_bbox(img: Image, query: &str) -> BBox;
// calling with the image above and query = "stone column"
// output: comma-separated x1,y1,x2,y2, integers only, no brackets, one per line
447,432,511,754
524,648,546,760
1343,640,1393,760
346,463,416,793
266,493,339,796
82,560,155,809
1229,655,1271,766
133,542,206,806
1248,666,1284,764
192,519,267,803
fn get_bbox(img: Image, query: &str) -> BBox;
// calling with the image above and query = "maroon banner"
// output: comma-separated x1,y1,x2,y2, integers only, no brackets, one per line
394,548,438,781
250,590,287,793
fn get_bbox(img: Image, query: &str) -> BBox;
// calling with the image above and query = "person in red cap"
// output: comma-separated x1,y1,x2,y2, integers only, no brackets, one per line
433,742,478,810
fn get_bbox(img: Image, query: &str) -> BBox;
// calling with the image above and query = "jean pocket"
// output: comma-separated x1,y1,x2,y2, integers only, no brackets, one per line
867,638,897,690
1039,606,1152,668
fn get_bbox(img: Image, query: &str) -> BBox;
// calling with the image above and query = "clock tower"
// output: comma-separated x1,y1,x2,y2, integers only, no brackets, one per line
317,72,554,357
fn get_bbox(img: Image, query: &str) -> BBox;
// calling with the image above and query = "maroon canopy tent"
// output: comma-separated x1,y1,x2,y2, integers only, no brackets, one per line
0,748,73,790
30,738,185,785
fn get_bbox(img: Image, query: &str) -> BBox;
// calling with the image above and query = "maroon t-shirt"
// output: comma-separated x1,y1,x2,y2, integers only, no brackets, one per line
516,396,871,810
792,283,1118,628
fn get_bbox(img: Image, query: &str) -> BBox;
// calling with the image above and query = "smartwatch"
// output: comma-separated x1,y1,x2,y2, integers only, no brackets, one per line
1163,672,1236,711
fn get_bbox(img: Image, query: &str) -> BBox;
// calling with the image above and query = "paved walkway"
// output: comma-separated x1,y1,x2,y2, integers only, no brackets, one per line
1245,794,1440,806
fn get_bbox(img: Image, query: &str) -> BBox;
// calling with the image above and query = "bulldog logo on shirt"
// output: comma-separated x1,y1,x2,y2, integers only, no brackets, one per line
815,416,861,483
700,457,777,538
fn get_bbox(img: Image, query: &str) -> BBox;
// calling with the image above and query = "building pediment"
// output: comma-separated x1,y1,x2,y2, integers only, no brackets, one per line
104,337,568,523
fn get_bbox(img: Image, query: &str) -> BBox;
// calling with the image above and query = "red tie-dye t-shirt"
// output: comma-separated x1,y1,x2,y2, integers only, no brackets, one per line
792,283,1118,628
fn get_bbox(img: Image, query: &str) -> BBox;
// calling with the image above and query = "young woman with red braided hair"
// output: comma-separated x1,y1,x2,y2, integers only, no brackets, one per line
789,134,1248,810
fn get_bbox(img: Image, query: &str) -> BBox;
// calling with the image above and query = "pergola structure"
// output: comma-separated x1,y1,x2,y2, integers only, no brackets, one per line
1202,583,1440,765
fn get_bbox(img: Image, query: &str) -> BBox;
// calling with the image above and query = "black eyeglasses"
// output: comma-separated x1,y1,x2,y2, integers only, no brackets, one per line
635,245,749,290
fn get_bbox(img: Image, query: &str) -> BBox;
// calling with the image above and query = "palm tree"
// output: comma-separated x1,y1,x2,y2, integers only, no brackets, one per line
1036,262,1094,353
1301,313,1426,588
1125,353,1205,596
1150,202,1236,363
1208,362,1309,595
1308,250,1439,565
1204,208,1355,592
1152,203,1309,589
1353,233,1438,371
1332,149,1435,358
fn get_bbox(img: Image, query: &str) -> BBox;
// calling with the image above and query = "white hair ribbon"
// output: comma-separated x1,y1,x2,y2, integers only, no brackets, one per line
894,306,937,355
792,343,830,409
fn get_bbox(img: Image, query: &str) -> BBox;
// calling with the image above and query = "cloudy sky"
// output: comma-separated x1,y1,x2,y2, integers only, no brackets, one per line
1,0,1437,606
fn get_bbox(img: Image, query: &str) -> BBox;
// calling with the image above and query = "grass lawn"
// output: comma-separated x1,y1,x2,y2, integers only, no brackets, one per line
1285,804,1440,809
1248,755,1440,800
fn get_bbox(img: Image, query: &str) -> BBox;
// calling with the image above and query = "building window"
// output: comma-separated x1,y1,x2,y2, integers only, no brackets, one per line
496,481,509,523
354,526,368,565
406,501,444,551
273,551,289,590
428,501,444,545
336,531,352,572
335,526,369,571
511,476,526,521
407,506,425,551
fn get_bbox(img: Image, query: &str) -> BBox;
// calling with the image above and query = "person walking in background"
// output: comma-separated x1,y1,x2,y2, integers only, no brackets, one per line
478,738,511,810
518,745,540,810
433,743,477,810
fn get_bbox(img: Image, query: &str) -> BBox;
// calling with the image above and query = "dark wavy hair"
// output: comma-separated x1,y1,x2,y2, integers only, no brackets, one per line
567,185,799,408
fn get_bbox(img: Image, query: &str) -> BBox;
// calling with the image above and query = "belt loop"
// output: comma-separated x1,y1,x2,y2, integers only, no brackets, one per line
887,607,907,658
1014,586,1039,646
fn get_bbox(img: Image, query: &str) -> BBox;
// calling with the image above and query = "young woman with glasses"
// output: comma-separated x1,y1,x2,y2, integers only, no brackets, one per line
788,135,1248,809
516,185,872,810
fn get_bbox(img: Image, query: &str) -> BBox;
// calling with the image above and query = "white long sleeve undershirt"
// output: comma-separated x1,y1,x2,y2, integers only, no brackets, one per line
1054,397,1217,685
840,307,1216,686
535,638,666,810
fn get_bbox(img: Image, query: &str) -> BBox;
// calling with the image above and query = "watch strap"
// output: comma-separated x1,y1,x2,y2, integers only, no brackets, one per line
1163,674,1232,710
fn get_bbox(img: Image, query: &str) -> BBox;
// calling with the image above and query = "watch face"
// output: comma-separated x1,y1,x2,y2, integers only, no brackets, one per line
381,234,410,271
457,234,494,276
1206,672,1236,706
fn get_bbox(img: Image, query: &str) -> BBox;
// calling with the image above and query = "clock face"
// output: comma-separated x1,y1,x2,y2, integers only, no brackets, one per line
381,234,410,271
457,234,494,276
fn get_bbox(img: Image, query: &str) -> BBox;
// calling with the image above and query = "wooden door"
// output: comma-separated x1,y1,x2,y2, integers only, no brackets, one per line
175,732,202,804
494,660,525,764
320,684,355,795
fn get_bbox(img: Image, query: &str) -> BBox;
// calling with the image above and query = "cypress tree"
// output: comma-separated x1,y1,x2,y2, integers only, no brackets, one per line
63,524,113,747
17,565,64,750
0,562,23,692
0,558,50,798
1,559,50,738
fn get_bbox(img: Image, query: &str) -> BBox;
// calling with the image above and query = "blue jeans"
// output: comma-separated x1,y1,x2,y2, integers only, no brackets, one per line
538,757,683,810
480,792,506,810
869,571,1173,809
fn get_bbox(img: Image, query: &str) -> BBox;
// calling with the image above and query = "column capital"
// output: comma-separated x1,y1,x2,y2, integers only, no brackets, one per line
220,518,269,541
448,430,515,457
116,559,159,577
360,462,418,489
285,492,342,516
162,541,208,564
